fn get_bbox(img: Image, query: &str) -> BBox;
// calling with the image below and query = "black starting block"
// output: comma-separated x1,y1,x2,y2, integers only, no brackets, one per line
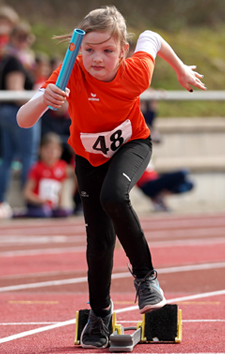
74,304,182,352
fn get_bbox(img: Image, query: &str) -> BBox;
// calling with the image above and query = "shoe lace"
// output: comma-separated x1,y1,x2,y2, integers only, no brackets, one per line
89,312,109,337
128,265,157,303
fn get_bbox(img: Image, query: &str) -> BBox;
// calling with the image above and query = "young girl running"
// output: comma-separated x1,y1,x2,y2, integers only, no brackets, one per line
17,5,206,349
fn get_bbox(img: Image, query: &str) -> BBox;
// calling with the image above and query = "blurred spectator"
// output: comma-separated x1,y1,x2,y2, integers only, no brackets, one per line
136,162,194,212
49,55,63,72
0,22,40,218
35,53,73,163
128,38,161,144
14,132,73,218
39,54,82,215
0,6,19,160
140,95,194,211
141,97,162,144
33,52,51,89
41,103,73,164
40,55,81,213
2,21,36,69
0,5,19,59
41,106,83,215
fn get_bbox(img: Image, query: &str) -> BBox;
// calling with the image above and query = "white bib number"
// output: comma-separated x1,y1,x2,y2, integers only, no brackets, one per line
39,179,61,205
80,119,132,158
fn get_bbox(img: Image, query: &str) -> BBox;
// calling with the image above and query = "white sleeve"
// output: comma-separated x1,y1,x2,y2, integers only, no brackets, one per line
29,88,45,101
134,30,162,59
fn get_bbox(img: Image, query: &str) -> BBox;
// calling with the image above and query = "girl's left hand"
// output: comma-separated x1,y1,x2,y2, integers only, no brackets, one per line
177,65,207,92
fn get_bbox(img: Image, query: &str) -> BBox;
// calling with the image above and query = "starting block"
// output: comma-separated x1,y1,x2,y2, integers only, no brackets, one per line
74,304,182,352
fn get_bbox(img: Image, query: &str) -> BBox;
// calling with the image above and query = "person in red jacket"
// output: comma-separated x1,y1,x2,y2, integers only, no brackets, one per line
16,132,72,218
17,5,206,348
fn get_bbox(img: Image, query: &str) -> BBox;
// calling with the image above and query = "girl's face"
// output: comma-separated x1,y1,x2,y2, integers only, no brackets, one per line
40,142,62,166
81,31,128,82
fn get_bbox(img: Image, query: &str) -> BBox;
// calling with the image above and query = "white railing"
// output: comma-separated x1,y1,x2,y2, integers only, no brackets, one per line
0,90,224,101
141,90,225,101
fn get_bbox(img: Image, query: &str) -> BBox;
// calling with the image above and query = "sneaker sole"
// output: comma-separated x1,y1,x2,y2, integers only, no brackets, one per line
139,297,167,314
80,324,109,349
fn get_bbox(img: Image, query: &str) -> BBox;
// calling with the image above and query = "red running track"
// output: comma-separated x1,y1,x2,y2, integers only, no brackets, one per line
0,212,225,353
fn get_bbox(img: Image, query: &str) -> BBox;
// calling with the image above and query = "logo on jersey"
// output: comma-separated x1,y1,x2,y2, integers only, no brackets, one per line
88,92,99,101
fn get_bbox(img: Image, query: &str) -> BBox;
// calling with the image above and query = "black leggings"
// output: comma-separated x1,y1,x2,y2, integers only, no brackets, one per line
75,137,153,313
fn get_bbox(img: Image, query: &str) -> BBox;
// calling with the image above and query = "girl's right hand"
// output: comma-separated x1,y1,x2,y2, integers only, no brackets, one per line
43,84,70,109
177,65,206,92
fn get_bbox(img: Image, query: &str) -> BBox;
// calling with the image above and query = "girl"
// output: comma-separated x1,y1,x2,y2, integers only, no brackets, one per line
17,5,206,349
19,132,72,218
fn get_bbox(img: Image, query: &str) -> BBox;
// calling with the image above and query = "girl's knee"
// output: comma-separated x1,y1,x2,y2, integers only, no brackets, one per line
100,189,127,215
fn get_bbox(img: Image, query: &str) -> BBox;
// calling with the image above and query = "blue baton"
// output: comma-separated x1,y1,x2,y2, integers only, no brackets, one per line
49,28,85,110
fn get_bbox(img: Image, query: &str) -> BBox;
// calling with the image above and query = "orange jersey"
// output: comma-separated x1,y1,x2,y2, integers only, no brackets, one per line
42,51,154,166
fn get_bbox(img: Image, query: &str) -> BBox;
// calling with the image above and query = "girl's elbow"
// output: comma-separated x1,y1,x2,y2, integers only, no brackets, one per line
16,110,29,128
16,115,25,128
16,108,23,126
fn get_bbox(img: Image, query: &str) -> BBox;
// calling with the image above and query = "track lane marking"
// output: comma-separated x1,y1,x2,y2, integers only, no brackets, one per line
145,227,225,238
1,319,225,326
0,246,86,257
1,237,225,257
0,318,75,343
1,226,225,241
0,289,225,344
0,262,225,292
1,214,225,233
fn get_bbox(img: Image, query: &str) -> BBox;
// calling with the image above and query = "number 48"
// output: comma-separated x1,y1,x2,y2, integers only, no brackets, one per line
92,129,124,155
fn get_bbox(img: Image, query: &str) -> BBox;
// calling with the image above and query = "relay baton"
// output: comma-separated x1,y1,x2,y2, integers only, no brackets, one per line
49,28,85,110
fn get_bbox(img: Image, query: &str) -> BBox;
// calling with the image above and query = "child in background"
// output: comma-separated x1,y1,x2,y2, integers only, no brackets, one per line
136,162,194,212
17,6,206,349
17,132,72,218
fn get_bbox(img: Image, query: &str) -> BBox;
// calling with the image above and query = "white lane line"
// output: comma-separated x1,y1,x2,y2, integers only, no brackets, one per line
1,236,225,258
118,319,225,323
1,214,225,233
0,289,225,344
0,322,58,325
184,319,225,322
0,262,225,293
1,318,225,326
107,289,225,315
166,289,225,304
0,246,86,257
1,227,225,241
0,276,88,292
141,216,225,229
0,225,86,235
149,237,225,247
0,235,85,245
0,269,79,280
0,318,75,343
145,227,225,239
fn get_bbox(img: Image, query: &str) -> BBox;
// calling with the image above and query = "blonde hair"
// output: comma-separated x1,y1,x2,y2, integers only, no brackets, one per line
0,6,19,25
55,6,130,48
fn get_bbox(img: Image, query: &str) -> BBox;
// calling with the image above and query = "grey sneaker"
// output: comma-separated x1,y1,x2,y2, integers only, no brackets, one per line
134,270,166,314
80,302,113,349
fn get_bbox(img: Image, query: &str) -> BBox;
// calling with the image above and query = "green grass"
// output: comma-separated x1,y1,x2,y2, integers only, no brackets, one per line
157,101,225,118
